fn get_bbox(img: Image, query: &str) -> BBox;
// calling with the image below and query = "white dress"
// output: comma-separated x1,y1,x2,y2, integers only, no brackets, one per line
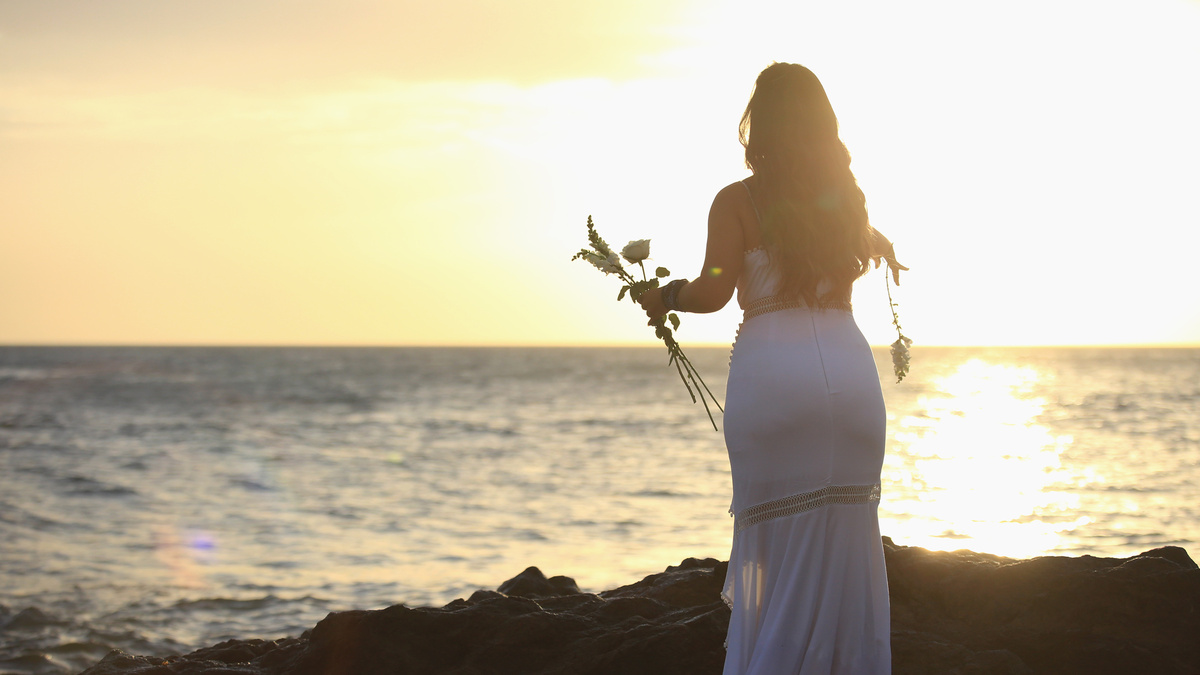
721,243,892,674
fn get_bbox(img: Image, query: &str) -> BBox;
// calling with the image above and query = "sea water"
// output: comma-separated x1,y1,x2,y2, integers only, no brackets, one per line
1,346,1197,674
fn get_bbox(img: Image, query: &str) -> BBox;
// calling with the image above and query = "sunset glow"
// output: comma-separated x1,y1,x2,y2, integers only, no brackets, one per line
2,0,1198,346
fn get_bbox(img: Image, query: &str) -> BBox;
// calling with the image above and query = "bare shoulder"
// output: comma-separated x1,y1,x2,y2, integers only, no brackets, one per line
710,179,759,250
709,180,755,222
713,180,751,208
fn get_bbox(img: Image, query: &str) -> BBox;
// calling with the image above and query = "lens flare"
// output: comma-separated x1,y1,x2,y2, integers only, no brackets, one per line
153,525,217,588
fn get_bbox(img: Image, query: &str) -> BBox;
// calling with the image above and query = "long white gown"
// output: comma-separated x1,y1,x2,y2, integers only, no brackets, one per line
721,242,892,674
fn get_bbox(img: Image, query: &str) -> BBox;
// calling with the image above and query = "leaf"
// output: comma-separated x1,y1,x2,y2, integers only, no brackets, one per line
656,266,670,278
618,286,629,301
668,313,680,331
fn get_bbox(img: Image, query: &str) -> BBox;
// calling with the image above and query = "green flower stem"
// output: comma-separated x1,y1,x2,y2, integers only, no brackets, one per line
885,270,902,335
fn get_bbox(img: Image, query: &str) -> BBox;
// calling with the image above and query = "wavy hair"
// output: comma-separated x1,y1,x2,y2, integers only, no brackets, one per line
740,63,873,304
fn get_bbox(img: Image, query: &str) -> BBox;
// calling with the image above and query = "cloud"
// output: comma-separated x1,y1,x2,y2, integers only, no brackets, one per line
0,0,698,89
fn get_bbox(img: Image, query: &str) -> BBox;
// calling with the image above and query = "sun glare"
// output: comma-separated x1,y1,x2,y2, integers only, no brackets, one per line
883,359,1089,557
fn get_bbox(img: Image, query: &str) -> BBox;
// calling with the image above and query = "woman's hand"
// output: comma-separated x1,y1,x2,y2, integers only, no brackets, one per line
868,228,909,285
878,252,909,285
638,287,668,325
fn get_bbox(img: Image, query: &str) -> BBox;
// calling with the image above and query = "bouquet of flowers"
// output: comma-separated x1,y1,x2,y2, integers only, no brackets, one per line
572,216,723,430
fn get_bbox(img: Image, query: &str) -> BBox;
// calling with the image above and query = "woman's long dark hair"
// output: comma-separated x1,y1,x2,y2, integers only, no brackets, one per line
740,63,872,304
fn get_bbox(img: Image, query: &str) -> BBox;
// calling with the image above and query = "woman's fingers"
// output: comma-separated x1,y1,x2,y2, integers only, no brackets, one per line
639,288,667,324
884,256,909,285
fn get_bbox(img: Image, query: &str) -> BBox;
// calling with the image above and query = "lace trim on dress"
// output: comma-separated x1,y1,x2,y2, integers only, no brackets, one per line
743,294,852,320
734,483,881,533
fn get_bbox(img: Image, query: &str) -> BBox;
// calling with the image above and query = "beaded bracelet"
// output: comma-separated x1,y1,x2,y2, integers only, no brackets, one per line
662,279,687,312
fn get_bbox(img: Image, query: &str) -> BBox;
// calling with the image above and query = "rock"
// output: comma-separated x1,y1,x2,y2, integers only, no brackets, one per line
495,566,582,598
81,639,306,675
80,544,1200,675
886,544,1200,675
601,557,728,609
891,630,1034,675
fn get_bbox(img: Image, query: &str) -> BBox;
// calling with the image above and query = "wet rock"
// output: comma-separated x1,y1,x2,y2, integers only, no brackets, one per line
80,544,1200,675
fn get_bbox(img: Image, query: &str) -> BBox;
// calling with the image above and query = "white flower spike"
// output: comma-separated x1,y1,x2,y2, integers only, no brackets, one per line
586,252,622,275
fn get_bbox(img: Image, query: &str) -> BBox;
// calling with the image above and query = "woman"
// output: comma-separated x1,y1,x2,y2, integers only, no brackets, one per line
640,63,904,675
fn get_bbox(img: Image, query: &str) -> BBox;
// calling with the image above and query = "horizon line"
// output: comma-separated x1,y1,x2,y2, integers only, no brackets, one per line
2,341,1198,349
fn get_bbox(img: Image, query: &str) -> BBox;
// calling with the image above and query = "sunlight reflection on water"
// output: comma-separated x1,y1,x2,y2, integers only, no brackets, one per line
882,358,1090,558
3,346,1196,668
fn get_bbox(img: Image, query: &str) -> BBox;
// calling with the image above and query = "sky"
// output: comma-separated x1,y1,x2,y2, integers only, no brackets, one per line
2,0,1199,347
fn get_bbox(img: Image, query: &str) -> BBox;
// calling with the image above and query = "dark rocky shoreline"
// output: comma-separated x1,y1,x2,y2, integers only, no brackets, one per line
81,538,1200,675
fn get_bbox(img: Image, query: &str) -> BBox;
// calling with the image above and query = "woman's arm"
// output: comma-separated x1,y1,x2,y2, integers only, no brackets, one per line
639,183,746,322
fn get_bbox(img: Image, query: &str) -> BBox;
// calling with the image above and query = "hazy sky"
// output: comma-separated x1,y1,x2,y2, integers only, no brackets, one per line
3,0,1199,346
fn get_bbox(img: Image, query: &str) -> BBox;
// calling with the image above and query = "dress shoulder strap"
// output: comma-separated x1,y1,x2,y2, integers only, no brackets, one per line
740,179,763,225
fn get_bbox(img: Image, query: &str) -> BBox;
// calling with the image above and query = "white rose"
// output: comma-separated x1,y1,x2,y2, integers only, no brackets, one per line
621,239,651,263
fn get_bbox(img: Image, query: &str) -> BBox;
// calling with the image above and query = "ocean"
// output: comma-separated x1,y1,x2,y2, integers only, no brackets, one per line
1,345,1197,674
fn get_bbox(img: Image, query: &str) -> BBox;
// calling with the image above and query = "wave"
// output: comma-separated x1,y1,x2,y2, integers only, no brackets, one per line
0,501,65,530
2,606,68,631
0,412,63,430
60,476,137,498
170,596,291,612
228,478,274,492
624,489,694,498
